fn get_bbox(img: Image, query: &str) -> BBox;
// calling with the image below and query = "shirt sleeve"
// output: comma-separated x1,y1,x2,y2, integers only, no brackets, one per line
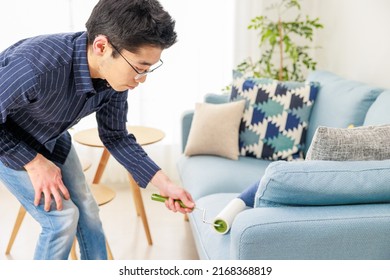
95,90,161,188
0,56,38,169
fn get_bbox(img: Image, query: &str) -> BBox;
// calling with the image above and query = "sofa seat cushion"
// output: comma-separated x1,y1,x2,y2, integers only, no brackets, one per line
231,202,390,259
192,193,390,260
188,193,239,259
306,71,383,152
177,154,272,200
255,159,390,207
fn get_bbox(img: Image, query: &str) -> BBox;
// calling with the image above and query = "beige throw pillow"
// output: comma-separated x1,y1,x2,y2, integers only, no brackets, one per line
184,100,245,160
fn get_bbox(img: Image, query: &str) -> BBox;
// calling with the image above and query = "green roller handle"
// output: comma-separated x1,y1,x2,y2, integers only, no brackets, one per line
152,193,224,230
151,193,188,208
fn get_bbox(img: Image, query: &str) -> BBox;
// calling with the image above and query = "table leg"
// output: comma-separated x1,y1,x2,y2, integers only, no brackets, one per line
92,148,153,245
89,148,115,258
106,240,114,260
70,238,78,260
127,173,153,246
92,148,111,184
5,206,27,254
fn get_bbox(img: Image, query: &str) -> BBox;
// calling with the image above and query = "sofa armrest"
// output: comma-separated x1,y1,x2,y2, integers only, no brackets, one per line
230,204,390,260
180,93,230,152
181,110,194,152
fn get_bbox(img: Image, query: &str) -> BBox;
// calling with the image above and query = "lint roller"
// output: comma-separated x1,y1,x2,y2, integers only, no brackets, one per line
213,180,259,234
151,194,223,229
212,198,247,234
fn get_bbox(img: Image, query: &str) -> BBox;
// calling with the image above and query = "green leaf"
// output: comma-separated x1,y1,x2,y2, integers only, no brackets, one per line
229,0,323,86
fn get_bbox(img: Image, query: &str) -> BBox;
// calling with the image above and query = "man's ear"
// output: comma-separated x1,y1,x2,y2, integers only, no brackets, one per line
92,35,109,56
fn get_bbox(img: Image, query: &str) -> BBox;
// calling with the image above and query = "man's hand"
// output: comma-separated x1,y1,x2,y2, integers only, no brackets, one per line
24,154,70,211
151,170,195,214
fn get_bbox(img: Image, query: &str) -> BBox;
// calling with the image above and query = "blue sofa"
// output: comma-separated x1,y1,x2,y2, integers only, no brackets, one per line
177,70,390,259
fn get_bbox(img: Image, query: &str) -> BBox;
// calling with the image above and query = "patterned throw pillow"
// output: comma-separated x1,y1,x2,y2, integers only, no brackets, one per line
230,71,319,160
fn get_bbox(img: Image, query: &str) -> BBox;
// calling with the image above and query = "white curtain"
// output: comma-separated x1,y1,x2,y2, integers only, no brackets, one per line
233,0,265,66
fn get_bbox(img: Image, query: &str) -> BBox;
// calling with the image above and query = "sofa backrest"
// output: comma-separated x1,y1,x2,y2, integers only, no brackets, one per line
363,89,390,126
182,75,387,156
204,93,230,104
305,70,384,153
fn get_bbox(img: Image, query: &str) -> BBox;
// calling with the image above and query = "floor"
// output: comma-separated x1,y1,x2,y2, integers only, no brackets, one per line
0,181,199,260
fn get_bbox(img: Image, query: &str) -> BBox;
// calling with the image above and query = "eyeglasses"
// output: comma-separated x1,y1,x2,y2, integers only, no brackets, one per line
110,43,163,80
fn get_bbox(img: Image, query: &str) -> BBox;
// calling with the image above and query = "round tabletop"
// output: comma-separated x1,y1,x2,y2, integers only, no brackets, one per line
73,125,165,148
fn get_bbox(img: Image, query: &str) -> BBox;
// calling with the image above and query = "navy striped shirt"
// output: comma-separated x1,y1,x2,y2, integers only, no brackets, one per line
0,32,160,188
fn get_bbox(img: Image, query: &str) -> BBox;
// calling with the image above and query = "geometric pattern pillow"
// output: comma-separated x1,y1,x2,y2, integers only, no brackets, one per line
230,70,320,160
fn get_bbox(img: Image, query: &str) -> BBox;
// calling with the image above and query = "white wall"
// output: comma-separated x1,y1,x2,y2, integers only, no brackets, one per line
313,0,390,88
234,0,390,89
0,0,97,50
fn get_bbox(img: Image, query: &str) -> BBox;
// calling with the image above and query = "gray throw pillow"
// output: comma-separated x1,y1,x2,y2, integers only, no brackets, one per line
306,125,390,161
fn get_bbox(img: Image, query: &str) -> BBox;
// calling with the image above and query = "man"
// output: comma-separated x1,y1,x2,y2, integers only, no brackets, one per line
0,0,194,260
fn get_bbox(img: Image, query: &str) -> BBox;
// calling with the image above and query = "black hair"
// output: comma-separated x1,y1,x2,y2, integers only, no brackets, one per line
85,0,177,54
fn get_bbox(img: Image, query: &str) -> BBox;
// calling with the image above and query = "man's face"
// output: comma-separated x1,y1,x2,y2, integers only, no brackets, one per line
98,44,163,92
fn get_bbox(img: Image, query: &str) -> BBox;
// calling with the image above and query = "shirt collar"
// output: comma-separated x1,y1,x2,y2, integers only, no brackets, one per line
73,32,96,95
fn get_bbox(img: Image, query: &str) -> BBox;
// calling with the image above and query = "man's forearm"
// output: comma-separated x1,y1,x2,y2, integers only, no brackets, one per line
0,128,37,169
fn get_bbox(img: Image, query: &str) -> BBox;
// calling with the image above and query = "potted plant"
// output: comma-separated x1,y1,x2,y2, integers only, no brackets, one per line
236,0,324,82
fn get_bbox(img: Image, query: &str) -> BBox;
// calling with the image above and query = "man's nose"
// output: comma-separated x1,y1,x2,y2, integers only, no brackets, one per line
135,75,147,83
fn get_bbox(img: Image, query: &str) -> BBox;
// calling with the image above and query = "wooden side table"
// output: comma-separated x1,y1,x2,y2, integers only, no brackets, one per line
73,125,165,246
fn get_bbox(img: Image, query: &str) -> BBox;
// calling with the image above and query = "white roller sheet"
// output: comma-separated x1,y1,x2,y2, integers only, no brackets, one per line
212,198,247,234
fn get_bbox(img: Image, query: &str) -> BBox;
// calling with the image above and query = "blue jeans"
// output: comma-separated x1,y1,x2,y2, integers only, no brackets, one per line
0,145,107,260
